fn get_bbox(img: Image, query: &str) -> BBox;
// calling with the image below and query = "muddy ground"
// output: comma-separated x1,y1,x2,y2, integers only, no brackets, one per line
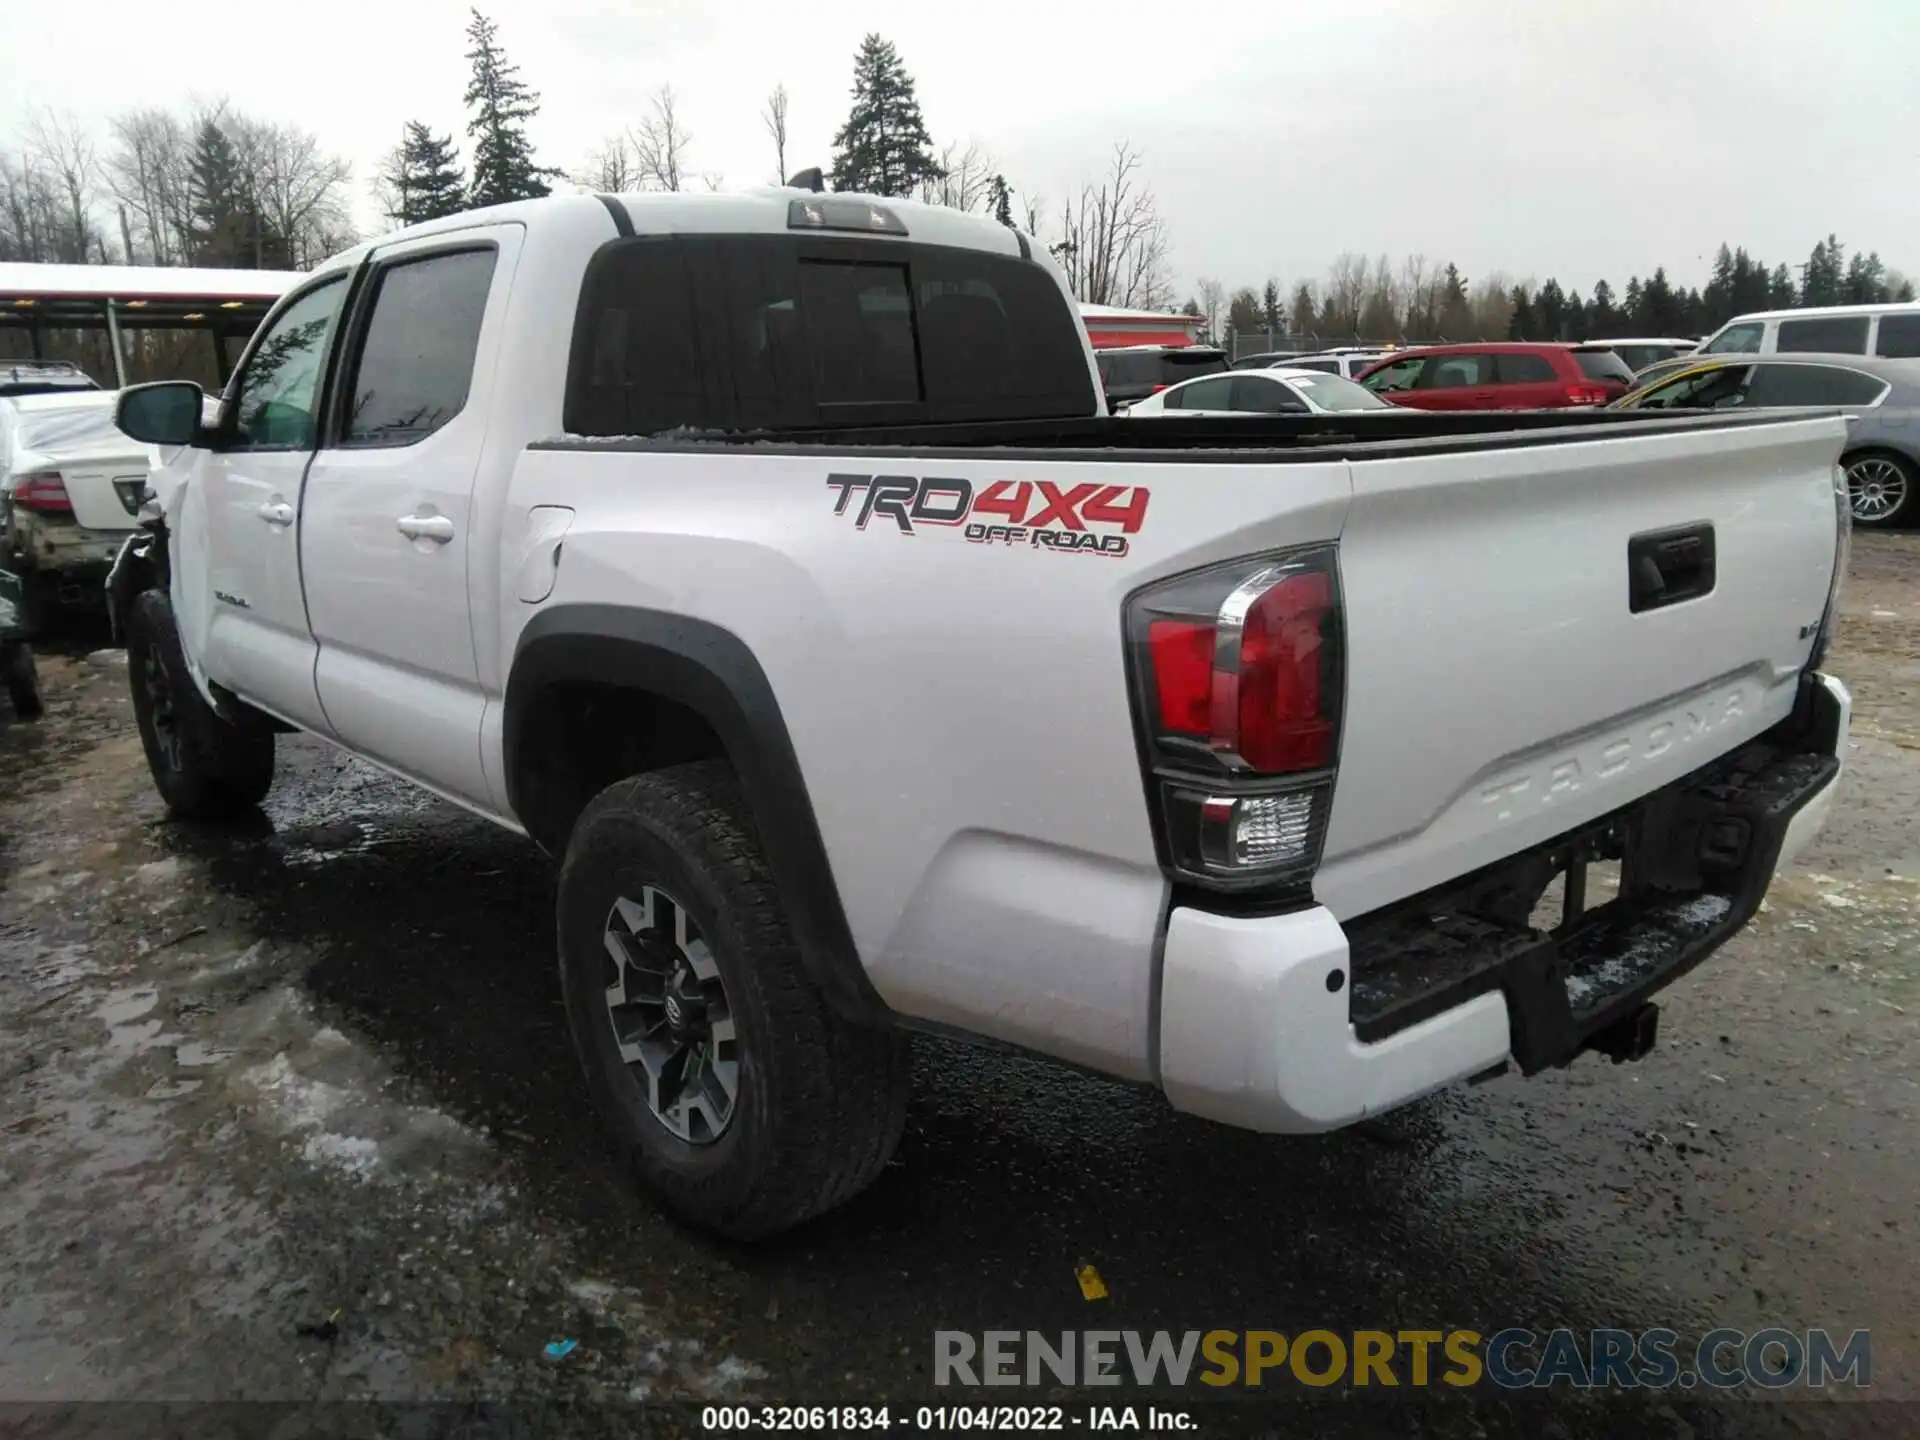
1,535,1916,1439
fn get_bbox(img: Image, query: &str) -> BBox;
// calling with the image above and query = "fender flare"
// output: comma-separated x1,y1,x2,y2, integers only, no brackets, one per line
505,604,892,1028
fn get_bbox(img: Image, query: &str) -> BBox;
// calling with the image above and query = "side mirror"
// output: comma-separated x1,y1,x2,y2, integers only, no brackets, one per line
116,381,206,448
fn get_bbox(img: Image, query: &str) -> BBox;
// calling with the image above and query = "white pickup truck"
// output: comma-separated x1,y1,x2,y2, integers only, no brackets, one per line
108,189,1853,1239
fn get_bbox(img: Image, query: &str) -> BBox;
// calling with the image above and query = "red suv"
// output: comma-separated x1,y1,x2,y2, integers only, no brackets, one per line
1354,343,1636,410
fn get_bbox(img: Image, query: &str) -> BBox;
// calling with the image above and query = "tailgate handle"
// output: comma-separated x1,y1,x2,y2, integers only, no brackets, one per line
1628,523,1716,613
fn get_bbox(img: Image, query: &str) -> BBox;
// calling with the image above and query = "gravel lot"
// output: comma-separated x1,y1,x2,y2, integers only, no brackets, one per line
1,533,1915,1438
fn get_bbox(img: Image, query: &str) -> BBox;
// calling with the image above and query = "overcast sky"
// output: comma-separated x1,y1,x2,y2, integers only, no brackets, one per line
2,0,1915,300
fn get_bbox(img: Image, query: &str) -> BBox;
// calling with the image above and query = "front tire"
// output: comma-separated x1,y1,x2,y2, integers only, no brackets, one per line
557,761,909,1240
126,589,275,818
2,643,42,720
1843,451,1915,527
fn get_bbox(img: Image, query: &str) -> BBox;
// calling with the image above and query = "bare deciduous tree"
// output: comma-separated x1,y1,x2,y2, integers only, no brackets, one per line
1196,277,1225,339
578,134,638,193
25,111,102,262
229,117,353,269
1048,142,1172,311
918,139,997,212
762,83,789,184
632,86,691,193
105,107,194,264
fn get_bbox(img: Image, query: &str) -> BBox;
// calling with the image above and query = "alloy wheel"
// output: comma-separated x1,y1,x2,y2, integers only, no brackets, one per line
601,885,740,1144
1846,456,1909,524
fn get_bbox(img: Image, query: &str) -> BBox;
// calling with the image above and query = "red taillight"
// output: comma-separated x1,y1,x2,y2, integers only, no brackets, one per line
1236,570,1334,771
11,472,72,514
1127,549,1343,893
1564,384,1609,406
1147,619,1214,733
1150,384,1169,393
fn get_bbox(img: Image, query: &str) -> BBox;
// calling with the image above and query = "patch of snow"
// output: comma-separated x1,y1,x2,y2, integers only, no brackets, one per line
133,857,186,885
301,1132,381,1178
1668,893,1733,927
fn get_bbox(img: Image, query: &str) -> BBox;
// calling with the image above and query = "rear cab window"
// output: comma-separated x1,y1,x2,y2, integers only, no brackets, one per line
1776,315,1871,354
566,234,1096,434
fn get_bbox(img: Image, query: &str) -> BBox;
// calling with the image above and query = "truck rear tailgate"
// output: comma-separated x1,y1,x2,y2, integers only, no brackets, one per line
1315,413,1845,921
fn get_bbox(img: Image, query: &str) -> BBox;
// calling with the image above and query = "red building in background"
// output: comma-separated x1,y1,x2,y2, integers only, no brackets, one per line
1078,303,1205,350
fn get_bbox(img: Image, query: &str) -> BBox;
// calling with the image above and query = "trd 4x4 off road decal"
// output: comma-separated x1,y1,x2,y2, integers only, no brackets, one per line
826,474,1150,557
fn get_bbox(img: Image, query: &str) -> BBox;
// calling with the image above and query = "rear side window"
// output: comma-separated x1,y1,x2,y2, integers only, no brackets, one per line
1362,356,1424,391
1777,315,1870,354
1497,352,1557,383
1742,364,1888,407
340,248,497,447
1873,313,1920,358
1229,376,1305,413
1702,323,1763,355
1291,359,1339,374
1166,376,1234,410
1421,353,1496,388
566,235,1095,434
1572,349,1636,383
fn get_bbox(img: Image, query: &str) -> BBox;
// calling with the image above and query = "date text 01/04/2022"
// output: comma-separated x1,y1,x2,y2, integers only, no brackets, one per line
699,1405,1198,1431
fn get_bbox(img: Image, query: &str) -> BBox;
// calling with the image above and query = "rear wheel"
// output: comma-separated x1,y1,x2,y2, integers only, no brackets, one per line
126,589,275,818
557,760,909,1240
1843,451,1915,527
2,643,42,720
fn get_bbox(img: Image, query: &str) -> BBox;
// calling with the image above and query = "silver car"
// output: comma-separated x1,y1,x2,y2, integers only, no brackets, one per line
1616,352,1920,526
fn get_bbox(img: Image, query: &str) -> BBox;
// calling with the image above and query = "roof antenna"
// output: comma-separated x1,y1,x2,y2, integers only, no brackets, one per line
786,167,825,193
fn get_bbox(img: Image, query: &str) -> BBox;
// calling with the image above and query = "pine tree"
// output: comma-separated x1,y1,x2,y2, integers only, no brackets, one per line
829,35,943,197
1437,263,1471,337
987,174,1014,228
1767,263,1796,309
1534,278,1566,339
1704,244,1736,328
1261,279,1281,332
1800,234,1845,307
1563,289,1589,340
1843,250,1886,303
1589,279,1619,337
381,121,468,227
1506,284,1533,339
188,119,285,268
464,10,555,207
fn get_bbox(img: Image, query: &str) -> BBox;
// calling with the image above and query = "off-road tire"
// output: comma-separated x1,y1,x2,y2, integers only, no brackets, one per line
2,643,42,720
557,760,910,1240
126,589,275,818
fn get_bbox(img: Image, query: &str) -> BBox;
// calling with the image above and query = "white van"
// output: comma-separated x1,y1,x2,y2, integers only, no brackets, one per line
1696,302,1920,359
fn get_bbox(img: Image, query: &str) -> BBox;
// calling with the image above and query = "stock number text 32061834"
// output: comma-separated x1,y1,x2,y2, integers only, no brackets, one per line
701,1406,1112,1432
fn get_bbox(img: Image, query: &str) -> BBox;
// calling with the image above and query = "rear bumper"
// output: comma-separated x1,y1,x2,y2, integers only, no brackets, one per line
1157,671,1850,1133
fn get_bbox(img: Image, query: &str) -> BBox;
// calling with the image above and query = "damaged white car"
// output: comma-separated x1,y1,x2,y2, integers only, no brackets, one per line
0,391,152,625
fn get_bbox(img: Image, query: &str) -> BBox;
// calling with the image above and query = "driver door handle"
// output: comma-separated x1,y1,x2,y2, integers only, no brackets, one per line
257,501,295,527
397,512,455,544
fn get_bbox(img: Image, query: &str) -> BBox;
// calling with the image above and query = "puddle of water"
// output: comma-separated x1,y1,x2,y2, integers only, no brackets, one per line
96,986,158,1026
